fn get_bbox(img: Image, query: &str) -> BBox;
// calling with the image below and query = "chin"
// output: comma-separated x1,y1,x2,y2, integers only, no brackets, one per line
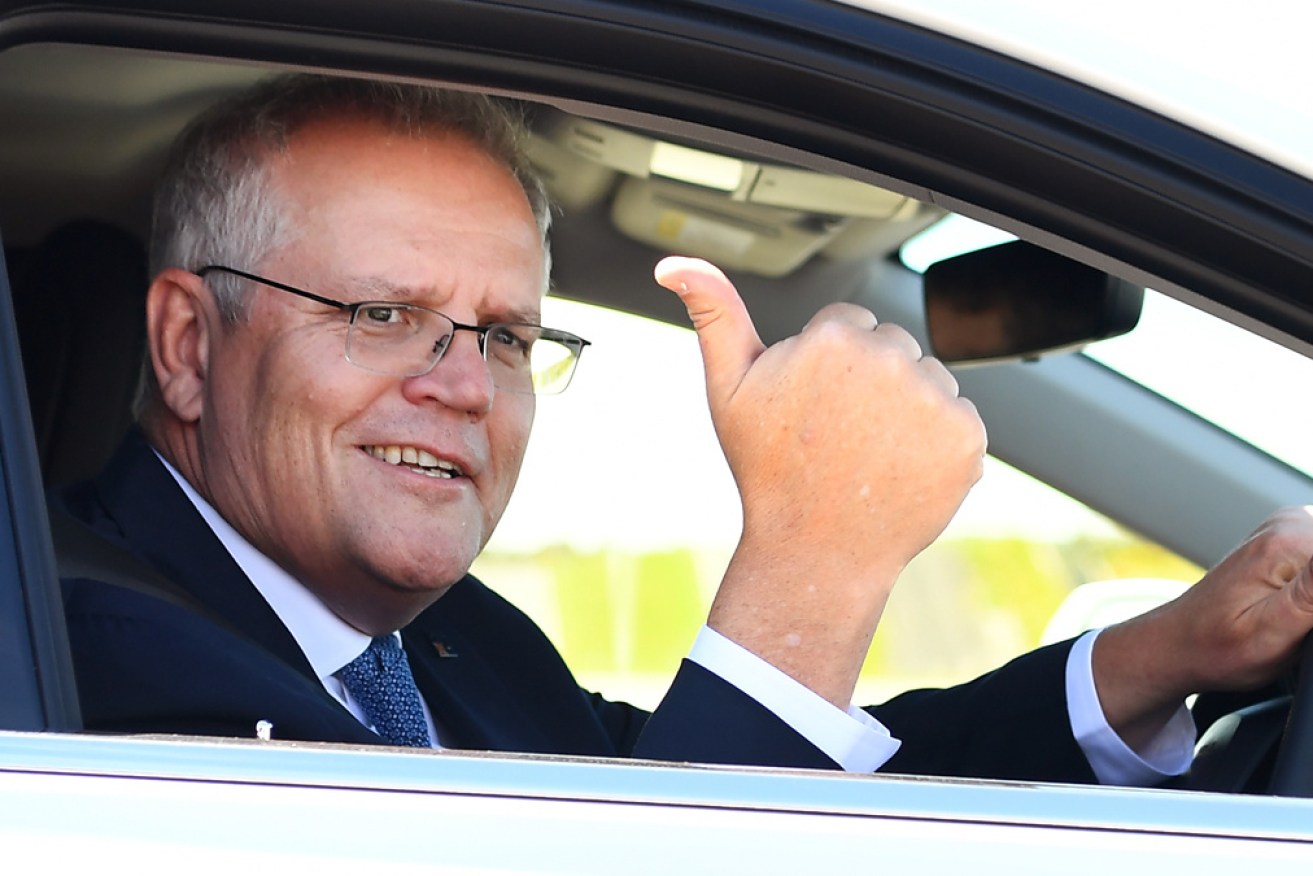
384,545,479,594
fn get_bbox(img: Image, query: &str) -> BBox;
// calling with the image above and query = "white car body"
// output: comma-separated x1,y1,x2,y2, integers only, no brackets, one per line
3,0,1313,869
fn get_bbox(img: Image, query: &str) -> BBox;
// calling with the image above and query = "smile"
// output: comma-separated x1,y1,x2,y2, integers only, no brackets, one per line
362,444,463,479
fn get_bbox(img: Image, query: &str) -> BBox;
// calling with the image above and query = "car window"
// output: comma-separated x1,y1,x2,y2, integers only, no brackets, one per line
1087,295,1313,478
474,296,1202,710
7,7,1313,865
905,214,1313,478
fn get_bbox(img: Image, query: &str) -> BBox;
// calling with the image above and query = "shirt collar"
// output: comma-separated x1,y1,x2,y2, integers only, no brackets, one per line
153,450,371,682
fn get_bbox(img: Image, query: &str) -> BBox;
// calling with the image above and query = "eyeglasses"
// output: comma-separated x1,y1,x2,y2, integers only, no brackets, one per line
196,265,590,395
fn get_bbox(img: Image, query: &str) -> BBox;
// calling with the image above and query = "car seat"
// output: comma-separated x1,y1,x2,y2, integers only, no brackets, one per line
7,219,147,487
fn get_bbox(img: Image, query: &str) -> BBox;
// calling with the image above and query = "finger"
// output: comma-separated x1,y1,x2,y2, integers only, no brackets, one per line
872,321,924,362
1280,556,1313,628
1246,558,1313,683
955,395,989,465
802,301,878,333
654,256,765,407
802,304,924,363
916,354,961,398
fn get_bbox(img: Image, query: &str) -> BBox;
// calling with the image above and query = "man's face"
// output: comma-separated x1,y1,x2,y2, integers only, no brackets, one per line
192,118,545,633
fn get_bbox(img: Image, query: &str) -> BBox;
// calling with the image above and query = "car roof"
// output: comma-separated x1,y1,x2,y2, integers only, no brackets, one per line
1,17,1310,342
842,0,1313,180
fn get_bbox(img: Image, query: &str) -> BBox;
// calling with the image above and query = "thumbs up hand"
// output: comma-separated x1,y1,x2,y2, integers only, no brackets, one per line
656,256,986,707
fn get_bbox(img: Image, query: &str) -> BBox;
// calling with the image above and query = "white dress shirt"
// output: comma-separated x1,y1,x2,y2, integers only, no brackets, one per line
160,453,1193,779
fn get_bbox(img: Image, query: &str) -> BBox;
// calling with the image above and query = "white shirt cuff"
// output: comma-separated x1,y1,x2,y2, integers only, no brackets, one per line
687,626,900,772
1067,628,1195,785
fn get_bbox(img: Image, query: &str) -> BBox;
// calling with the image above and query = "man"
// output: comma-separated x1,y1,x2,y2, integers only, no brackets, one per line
59,73,1313,782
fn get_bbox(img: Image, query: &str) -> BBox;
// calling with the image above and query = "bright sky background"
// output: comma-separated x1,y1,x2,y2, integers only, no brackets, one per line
486,297,742,553
488,283,1111,555
905,216,1313,477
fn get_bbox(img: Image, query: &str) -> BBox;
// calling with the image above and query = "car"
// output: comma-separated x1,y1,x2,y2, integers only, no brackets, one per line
2,0,1313,869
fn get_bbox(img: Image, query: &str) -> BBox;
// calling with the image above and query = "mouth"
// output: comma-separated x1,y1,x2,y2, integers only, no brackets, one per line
362,444,465,479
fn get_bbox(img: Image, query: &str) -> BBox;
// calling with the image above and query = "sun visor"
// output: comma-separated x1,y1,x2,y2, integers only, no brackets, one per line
534,116,923,276
610,177,847,277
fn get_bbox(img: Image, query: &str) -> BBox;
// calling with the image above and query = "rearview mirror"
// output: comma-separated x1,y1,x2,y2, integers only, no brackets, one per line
923,240,1143,365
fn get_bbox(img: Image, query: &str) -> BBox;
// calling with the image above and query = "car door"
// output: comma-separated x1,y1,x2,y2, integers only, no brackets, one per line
3,0,1313,869
0,237,78,733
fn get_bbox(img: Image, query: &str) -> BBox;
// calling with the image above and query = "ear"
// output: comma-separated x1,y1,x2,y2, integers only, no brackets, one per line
145,268,216,424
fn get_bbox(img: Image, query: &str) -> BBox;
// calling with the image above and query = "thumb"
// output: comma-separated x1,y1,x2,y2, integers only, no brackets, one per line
654,256,765,408
1282,555,1313,631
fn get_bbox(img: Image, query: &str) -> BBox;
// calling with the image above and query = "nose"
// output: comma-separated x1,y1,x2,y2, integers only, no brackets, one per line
401,329,495,413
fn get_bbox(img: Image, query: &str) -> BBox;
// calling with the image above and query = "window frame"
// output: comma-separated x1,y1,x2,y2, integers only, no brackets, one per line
1,2,1313,848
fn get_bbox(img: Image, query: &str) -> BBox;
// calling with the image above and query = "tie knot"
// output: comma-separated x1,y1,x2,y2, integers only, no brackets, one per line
338,635,432,748
365,634,404,665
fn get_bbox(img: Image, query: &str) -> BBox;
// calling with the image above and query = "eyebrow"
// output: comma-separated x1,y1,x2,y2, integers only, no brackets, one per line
343,275,412,302
343,274,543,325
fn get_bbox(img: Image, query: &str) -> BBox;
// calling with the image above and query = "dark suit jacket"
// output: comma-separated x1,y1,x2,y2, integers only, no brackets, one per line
58,430,1095,782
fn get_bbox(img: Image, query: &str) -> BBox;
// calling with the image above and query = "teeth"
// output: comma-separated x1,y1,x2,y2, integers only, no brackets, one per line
365,445,461,478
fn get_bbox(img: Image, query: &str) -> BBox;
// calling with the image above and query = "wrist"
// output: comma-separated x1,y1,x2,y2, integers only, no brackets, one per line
1092,613,1195,748
706,540,899,709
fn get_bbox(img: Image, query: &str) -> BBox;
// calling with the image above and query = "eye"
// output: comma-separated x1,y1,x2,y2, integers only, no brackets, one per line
486,325,535,360
359,304,406,326
353,304,429,338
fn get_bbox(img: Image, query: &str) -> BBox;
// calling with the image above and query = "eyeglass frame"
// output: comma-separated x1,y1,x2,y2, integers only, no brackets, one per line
194,265,590,394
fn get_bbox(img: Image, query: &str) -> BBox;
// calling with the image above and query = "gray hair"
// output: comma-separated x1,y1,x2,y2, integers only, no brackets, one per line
137,74,553,416
152,74,552,316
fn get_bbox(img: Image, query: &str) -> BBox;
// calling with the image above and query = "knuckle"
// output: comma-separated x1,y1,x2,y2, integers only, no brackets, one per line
871,321,919,351
1290,566,1313,615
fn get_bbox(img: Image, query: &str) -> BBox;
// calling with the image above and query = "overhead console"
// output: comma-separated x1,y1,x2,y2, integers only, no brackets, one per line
528,114,938,277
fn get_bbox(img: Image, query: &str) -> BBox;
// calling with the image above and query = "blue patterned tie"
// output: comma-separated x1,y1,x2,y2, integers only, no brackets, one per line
337,635,433,748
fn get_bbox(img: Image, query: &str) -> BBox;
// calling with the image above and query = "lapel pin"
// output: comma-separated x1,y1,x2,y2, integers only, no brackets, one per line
432,640,459,658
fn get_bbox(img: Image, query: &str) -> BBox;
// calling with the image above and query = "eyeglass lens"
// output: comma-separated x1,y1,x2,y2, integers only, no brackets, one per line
345,303,580,394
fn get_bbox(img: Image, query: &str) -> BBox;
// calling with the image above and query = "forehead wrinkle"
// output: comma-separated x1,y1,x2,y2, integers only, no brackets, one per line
342,273,413,301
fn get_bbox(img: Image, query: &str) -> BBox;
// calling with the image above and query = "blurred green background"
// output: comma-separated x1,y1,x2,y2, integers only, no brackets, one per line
473,531,1201,710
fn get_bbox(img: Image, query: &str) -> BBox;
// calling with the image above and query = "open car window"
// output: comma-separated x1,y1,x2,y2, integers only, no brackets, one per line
1,41,1303,747
5,2,1313,867
477,295,1204,709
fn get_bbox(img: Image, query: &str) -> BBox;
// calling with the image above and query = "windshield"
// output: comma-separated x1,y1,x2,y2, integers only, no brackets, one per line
904,215,1313,477
1086,294,1313,477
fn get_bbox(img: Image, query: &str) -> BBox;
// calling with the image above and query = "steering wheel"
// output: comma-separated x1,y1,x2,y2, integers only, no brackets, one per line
1267,634,1313,796
1186,634,1313,796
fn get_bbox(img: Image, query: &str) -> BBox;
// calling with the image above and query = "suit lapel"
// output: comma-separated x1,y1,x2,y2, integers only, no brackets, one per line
403,602,551,752
401,575,622,757
78,432,615,756
90,430,318,681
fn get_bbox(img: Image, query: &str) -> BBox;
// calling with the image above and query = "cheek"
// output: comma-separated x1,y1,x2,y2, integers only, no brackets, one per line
215,335,377,472
261,326,376,411
487,399,535,500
